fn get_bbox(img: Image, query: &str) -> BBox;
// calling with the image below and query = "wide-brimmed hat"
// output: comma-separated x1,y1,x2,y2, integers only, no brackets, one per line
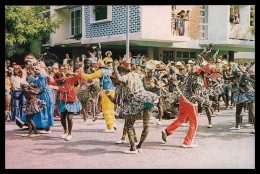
145,60,166,70
176,61,182,66
188,60,194,64
105,51,112,56
145,68,155,73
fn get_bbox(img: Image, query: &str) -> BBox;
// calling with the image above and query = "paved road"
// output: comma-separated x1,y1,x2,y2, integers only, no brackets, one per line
5,104,255,169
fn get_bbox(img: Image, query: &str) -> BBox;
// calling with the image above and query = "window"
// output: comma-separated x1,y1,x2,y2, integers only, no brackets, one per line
94,6,107,21
199,5,208,40
230,5,240,24
69,7,82,38
190,52,196,58
163,51,175,63
90,6,112,24
176,51,196,60
177,51,183,58
183,52,189,58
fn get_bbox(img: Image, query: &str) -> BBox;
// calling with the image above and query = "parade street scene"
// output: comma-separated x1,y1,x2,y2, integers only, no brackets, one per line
5,5,255,169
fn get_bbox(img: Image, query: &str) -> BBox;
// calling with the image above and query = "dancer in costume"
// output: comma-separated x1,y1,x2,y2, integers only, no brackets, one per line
11,84,46,137
112,60,159,154
223,64,255,132
20,67,55,134
161,43,215,148
54,72,82,141
104,61,140,144
76,59,100,121
81,60,117,133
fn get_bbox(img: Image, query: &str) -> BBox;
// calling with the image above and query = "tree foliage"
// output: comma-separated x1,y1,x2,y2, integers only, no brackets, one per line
249,5,255,36
5,6,63,58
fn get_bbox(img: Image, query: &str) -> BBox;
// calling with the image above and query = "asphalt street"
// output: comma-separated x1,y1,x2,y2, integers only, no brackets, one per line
5,103,255,169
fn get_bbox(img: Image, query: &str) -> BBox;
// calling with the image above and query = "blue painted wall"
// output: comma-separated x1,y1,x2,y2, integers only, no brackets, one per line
85,5,141,38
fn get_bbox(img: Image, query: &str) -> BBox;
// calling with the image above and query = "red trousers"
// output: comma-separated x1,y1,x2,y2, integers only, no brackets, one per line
166,95,198,145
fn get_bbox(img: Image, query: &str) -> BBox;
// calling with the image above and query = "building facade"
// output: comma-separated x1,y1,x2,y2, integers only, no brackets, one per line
43,5,255,63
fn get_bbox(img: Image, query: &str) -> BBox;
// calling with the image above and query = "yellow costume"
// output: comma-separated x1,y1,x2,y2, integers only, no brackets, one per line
82,69,116,129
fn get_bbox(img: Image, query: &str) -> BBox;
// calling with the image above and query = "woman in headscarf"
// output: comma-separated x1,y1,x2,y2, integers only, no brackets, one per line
20,67,55,134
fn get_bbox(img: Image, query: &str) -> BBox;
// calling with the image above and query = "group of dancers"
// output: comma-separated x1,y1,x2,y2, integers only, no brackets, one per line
5,43,255,154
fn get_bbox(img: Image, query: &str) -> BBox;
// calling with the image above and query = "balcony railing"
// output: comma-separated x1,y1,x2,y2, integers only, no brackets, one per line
229,23,255,41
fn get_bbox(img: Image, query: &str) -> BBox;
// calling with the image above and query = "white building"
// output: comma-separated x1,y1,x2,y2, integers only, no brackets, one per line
43,5,255,63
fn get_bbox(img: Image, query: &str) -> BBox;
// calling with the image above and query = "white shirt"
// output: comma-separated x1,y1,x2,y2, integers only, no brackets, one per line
11,75,28,89
121,72,145,92
63,58,70,65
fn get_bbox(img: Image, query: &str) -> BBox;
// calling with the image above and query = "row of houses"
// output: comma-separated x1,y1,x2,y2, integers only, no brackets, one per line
42,5,255,63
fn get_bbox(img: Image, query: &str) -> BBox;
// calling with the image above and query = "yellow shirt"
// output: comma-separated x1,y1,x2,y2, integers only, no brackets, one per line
81,70,103,80
103,57,113,64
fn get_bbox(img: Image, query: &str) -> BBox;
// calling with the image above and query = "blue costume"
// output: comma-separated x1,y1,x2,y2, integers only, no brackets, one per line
21,72,55,128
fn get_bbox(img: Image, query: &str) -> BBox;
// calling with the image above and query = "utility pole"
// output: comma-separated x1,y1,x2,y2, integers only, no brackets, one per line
126,5,130,63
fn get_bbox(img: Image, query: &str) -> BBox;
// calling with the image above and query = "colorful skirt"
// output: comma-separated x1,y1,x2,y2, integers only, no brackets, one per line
76,83,100,103
23,99,47,115
59,98,82,113
206,84,225,97
233,89,255,104
123,90,159,116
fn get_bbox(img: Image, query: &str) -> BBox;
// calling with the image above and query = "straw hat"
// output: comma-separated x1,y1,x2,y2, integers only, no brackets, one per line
188,60,194,64
176,61,182,66
105,51,112,56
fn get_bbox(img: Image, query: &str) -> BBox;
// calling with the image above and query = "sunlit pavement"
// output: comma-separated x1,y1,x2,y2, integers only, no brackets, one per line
5,102,255,169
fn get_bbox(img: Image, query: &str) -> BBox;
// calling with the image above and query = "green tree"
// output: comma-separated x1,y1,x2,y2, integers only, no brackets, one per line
5,6,63,60
249,5,255,36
